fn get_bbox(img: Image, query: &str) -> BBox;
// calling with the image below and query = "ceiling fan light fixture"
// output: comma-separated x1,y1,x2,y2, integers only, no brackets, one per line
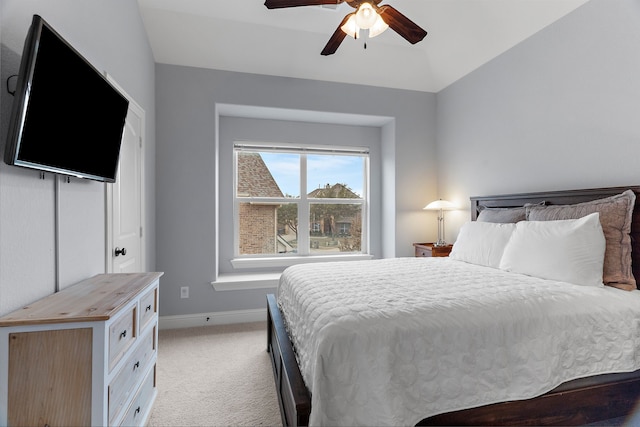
354,2,378,29
368,14,388,38
341,14,360,38
266,0,427,55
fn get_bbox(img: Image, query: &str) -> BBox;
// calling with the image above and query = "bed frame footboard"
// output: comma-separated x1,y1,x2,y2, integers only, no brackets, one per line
267,294,311,427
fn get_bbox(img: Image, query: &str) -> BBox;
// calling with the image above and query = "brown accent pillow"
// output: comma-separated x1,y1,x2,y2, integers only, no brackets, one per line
527,190,636,290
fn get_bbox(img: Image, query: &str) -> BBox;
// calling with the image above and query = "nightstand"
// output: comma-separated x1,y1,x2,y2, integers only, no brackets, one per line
413,242,453,257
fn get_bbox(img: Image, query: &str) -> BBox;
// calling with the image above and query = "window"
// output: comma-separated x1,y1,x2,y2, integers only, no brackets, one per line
234,142,369,258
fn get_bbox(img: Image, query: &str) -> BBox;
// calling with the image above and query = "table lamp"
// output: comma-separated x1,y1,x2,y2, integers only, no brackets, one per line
424,199,456,247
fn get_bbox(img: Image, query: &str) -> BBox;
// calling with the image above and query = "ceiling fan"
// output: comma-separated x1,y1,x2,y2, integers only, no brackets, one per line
264,0,427,55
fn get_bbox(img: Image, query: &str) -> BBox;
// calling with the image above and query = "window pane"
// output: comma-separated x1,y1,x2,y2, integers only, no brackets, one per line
236,151,299,198
277,203,298,254
309,203,362,254
307,155,364,198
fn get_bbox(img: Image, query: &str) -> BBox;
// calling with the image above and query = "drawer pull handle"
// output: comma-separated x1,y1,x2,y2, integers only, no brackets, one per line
146,304,152,312
134,361,140,370
120,330,127,339
134,406,141,416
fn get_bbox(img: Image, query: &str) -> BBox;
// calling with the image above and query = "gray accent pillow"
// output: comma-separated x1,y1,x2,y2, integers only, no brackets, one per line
477,207,526,223
527,190,636,290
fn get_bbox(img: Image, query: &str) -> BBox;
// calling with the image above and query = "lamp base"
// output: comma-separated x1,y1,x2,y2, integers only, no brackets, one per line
433,240,448,247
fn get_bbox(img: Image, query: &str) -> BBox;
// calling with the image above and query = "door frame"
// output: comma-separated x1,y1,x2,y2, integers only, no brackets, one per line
104,73,146,273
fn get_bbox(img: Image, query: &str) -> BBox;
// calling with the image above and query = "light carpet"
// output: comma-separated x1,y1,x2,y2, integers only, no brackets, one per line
149,322,282,427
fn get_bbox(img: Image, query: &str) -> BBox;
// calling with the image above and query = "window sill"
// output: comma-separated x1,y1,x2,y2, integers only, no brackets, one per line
229,253,374,270
215,254,375,291
211,273,281,291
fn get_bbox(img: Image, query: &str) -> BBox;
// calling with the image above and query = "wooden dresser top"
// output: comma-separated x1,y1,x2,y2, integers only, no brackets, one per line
0,272,163,327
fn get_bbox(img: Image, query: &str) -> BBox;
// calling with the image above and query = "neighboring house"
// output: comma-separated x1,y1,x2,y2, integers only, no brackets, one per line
236,152,284,255
308,183,361,238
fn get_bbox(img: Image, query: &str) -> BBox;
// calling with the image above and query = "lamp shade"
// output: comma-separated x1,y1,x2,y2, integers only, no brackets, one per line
424,199,456,211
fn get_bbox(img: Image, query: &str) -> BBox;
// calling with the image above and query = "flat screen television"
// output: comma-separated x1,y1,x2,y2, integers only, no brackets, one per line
4,14,129,183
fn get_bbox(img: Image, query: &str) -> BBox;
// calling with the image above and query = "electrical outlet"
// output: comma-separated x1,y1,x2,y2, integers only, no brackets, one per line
180,286,189,299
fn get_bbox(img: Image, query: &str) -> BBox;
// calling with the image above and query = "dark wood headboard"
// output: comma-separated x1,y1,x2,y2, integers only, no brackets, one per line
470,186,640,289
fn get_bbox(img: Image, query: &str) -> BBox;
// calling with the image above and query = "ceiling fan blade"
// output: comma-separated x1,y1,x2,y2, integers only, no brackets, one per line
321,13,353,55
377,5,427,44
264,0,345,9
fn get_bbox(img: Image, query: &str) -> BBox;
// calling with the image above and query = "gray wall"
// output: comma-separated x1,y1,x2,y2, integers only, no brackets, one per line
436,0,640,239
0,0,156,316
155,65,437,316
3,0,622,321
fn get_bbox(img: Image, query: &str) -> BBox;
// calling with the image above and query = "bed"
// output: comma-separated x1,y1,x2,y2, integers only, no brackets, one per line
266,186,640,426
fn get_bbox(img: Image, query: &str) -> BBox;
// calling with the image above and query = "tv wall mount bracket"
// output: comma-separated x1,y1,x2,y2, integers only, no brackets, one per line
6,74,18,96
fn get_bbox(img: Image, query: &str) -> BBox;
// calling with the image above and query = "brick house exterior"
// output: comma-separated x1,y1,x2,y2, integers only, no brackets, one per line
237,152,283,255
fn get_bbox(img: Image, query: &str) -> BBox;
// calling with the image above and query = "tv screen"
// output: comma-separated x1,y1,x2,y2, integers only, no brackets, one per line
4,14,129,183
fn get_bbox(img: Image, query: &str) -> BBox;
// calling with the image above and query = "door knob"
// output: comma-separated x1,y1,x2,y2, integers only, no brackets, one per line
115,247,127,257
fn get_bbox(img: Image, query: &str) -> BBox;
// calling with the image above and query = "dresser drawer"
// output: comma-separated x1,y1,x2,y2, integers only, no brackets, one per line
139,285,158,332
109,327,156,424
119,365,157,426
109,306,137,371
415,246,432,257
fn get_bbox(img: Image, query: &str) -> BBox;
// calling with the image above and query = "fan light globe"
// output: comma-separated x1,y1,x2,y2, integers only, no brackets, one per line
369,15,389,38
341,15,359,38
355,2,378,29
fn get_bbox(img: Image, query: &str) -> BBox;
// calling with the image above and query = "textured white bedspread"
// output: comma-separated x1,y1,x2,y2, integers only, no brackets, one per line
277,257,640,426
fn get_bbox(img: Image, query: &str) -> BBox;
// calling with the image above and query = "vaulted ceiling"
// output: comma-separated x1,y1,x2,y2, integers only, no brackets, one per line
137,0,588,93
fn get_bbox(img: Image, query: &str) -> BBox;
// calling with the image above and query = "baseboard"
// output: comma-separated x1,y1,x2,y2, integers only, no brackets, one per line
159,308,267,330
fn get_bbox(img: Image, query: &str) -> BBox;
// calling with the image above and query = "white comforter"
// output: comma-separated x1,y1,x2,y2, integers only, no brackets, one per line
277,257,640,426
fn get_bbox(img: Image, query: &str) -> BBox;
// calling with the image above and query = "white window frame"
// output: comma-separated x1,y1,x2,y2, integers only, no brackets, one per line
231,141,371,268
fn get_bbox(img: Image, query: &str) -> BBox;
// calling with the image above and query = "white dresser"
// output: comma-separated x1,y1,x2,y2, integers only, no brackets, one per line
0,272,162,426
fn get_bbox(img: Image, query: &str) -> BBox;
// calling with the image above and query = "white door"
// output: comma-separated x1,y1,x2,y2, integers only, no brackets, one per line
106,76,145,273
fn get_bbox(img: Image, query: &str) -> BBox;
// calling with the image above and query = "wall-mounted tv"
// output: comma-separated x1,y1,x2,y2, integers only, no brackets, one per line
4,14,129,183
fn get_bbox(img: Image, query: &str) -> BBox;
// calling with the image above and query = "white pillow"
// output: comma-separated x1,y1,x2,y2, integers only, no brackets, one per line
450,221,516,268
499,212,606,287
